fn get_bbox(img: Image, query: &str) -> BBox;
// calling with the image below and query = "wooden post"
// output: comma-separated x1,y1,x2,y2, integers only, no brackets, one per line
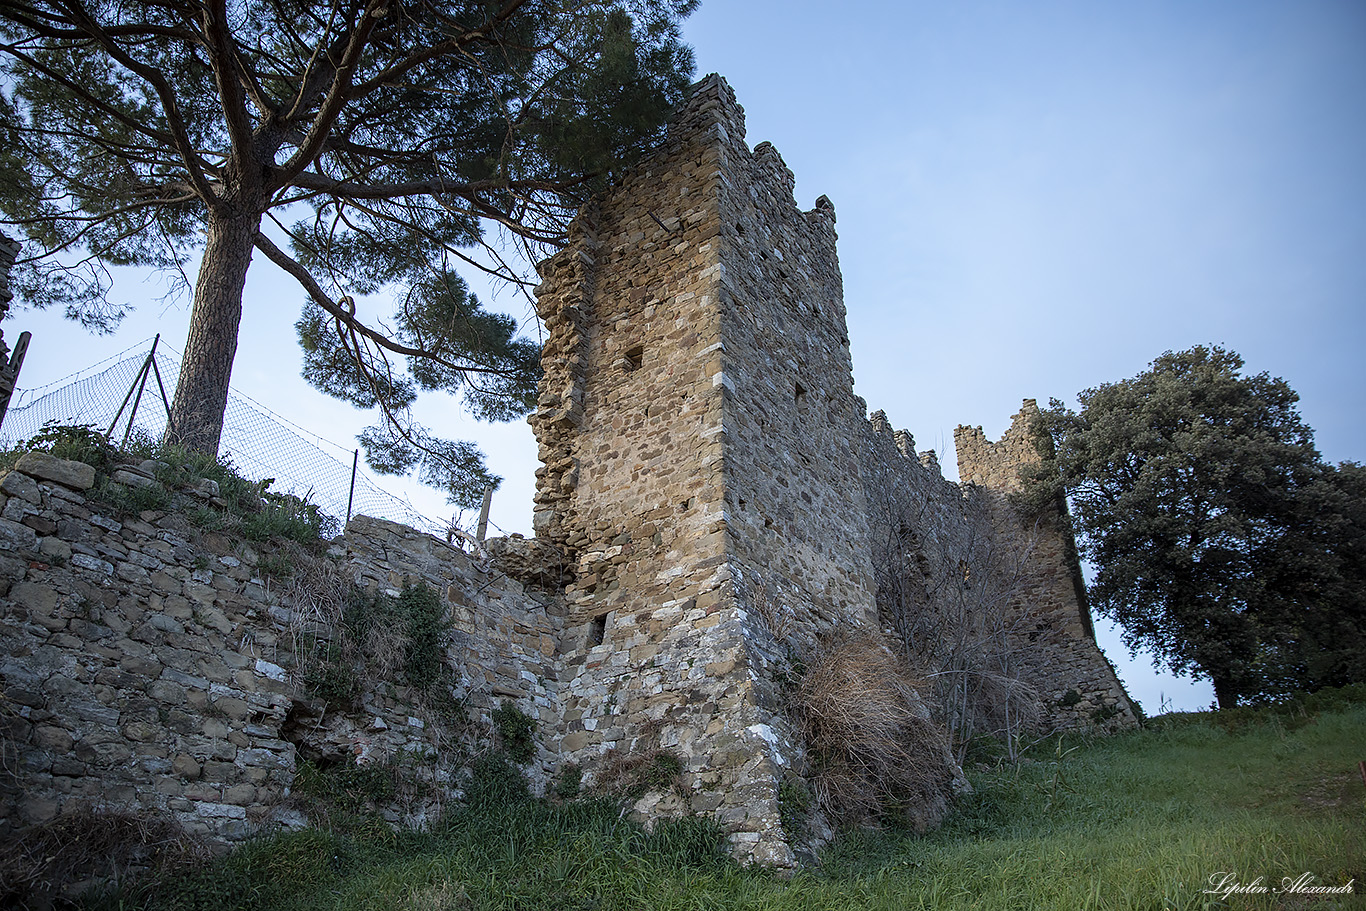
0,330,30,434
476,484,494,542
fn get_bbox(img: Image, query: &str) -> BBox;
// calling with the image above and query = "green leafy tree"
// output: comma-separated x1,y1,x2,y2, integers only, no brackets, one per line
0,0,695,504
1034,346,1363,707
1256,460,1366,695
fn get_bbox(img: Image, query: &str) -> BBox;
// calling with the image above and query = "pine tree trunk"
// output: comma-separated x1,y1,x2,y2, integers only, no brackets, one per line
167,210,261,455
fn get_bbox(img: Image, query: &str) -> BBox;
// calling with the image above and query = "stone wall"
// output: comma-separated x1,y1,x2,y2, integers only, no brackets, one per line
0,454,559,844
955,402,1139,728
524,74,1135,863
529,75,801,867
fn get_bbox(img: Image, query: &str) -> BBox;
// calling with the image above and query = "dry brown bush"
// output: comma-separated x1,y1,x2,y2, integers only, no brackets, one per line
591,746,686,800
0,808,211,908
792,633,959,829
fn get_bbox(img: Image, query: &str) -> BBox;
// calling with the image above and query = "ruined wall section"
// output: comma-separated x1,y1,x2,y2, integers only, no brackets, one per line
713,115,880,649
955,401,1138,728
698,91,899,853
527,76,790,866
0,455,561,844
336,516,564,749
859,411,983,636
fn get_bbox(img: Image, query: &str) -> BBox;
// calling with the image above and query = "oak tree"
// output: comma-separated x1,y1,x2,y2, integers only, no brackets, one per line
0,0,695,504
1034,346,1362,707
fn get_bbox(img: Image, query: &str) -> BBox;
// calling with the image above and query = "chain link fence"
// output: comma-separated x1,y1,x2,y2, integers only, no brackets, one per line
0,337,447,536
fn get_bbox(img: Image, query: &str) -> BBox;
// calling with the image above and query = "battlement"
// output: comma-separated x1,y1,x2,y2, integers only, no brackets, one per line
955,398,1043,493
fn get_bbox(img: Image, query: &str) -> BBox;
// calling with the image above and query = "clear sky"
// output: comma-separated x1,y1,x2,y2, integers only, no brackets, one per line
5,0,1364,714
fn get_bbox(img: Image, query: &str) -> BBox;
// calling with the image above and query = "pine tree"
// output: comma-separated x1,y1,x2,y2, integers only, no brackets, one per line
0,0,695,503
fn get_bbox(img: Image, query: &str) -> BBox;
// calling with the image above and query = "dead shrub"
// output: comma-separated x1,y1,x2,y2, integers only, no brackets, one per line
747,575,793,643
0,808,211,907
792,633,958,829
592,747,686,800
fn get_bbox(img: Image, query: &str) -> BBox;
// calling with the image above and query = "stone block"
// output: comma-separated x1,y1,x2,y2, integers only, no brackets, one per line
0,517,37,552
15,452,96,490
0,469,41,504
33,724,74,752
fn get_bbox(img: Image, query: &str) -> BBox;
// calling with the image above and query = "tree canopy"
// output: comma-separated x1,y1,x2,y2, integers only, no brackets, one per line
0,0,696,506
1032,346,1365,707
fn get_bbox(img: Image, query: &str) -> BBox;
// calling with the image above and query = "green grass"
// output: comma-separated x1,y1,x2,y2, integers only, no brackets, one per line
89,696,1366,911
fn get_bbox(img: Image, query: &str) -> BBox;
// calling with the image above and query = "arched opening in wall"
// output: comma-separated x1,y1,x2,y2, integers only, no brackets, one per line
795,381,807,412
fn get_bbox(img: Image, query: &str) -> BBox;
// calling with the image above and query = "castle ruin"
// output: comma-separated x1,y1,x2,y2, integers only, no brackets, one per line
521,74,1136,863
0,76,1135,873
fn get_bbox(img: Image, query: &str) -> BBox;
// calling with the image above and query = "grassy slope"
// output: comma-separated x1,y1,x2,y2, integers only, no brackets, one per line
112,698,1365,911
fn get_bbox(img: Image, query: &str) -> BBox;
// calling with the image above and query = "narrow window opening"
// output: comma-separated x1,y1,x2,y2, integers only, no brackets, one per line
795,382,807,409
588,614,607,648
623,345,644,372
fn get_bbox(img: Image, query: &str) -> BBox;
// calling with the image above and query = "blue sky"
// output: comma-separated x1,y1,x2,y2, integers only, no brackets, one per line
6,0,1364,713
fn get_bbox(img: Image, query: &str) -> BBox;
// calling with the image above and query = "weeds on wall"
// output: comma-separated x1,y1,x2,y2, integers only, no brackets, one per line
868,482,1041,764
0,421,118,473
593,747,686,801
490,702,537,763
303,581,453,707
3,422,339,545
288,755,453,840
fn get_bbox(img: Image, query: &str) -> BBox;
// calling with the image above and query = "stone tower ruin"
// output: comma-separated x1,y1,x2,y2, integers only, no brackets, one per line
526,75,1136,865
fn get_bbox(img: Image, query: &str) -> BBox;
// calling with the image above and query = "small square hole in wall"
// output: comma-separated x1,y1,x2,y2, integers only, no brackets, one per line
623,345,644,372
589,613,607,648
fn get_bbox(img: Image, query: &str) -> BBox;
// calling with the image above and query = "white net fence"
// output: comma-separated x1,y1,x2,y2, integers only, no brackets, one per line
0,337,447,536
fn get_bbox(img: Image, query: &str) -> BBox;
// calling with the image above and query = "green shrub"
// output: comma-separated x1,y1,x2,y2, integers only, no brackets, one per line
92,476,172,514
779,778,812,833
242,489,339,543
334,582,449,693
6,422,120,473
462,753,530,810
552,762,582,800
292,760,399,814
303,643,360,706
397,582,446,690
491,701,537,763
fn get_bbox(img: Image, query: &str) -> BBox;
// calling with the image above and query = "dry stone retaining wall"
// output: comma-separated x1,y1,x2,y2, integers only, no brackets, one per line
0,454,559,845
